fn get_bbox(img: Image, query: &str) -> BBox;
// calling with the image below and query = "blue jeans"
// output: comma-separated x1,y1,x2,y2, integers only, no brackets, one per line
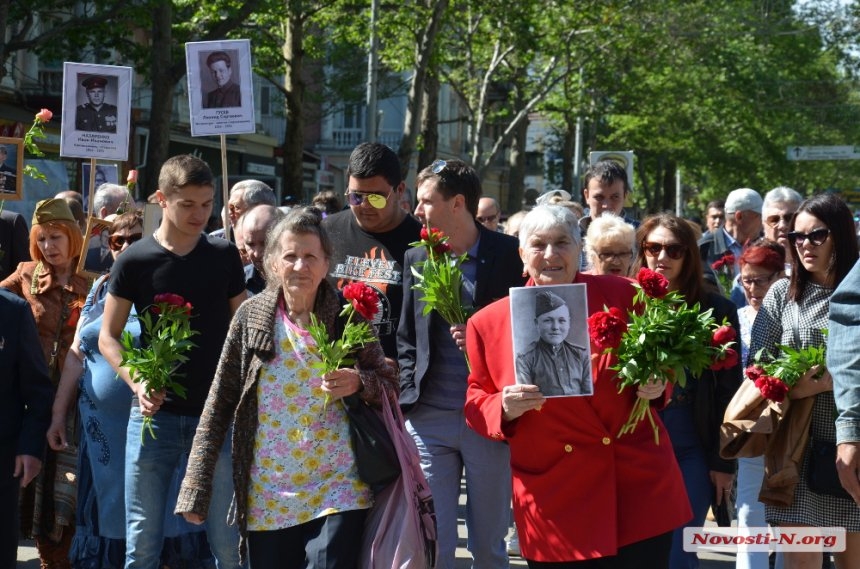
406,405,511,569
125,407,244,569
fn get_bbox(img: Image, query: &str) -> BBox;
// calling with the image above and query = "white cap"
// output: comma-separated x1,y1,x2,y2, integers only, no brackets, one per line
725,188,763,215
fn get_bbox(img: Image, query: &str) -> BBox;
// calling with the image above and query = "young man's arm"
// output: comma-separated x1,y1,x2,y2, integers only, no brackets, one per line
99,293,165,415
228,290,247,317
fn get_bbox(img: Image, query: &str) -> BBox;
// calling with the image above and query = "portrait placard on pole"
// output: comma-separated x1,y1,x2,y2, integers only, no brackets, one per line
185,40,256,137
60,63,133,161
0,137,24,200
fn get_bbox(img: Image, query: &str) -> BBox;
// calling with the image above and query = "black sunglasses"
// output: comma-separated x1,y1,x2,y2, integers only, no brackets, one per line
108,233,143,251
787,228,830,248
641,242,685,260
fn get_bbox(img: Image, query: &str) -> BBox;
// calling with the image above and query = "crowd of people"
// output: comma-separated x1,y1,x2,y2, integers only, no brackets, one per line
2,142,860,569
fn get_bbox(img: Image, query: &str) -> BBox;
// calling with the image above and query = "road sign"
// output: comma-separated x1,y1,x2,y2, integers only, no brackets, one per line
786,146,860,161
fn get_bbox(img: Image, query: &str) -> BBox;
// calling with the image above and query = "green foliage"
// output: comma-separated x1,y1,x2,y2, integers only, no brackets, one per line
306,307,377,376
752,337,827,389
120,298,199,443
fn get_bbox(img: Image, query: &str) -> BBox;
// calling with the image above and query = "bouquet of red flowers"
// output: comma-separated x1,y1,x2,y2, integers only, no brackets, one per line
587,268,738,444
711,252,736,298
120,293,198,443
745,338,827,403
409,226,474,367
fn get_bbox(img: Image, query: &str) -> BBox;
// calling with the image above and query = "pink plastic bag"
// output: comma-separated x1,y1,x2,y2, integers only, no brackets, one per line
360,388,437,569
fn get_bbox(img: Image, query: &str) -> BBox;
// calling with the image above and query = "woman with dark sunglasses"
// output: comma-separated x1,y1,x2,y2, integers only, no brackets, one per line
748,192,860,568
634,213,743,569
46,210,210,567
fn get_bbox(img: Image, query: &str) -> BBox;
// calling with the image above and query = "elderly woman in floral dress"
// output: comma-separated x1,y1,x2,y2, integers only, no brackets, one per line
176,207,397,568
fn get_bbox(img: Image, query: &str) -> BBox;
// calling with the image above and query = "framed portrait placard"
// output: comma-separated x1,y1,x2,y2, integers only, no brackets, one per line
0,137,24,200
185,39,256,137
81,163,119,213
78,216,114,277
60,62,133,161
510,284,593,397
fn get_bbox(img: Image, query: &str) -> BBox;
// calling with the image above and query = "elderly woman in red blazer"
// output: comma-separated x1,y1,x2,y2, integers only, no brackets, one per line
464,205,692,568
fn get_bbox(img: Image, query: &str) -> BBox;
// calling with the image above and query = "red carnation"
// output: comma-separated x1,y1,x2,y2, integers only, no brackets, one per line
711,259,724,270
433,242,452,255
755,375,788,403
710,347,739,370
636,267,669,299
711,325,736,346
723,253,736,266
343,282,379,321
587,309,628,351
420,226,431,241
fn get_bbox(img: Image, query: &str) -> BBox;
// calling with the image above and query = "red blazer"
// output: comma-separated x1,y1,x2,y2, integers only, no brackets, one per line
464,272,692,562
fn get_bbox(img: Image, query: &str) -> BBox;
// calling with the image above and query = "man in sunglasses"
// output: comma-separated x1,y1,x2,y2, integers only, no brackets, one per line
762,186,803,250
698,187,764,307
322,142,421,358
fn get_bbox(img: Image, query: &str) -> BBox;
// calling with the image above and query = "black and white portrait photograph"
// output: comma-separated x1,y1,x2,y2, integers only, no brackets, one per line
185,39,256,136
60,62,133,161
78,216,113,276
510,284,593,397
0,137,23,200
81,163,119,212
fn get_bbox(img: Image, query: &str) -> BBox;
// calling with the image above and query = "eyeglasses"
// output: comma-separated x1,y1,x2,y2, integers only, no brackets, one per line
741,272,780,288
764,213,795,227
345,188,392,209
787,228,830,247
108,233,143,251
597,251,633,262
641,242,685,260
431,159,448,174
476,214,498,224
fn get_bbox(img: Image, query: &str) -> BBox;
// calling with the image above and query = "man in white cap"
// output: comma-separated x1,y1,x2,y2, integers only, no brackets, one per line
515,289,591,397
698,187,763,304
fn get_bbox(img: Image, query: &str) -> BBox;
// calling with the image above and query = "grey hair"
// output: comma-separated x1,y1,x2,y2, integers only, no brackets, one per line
94,183,131,215
584,212,636,266
230,179,276,206
517,205,582,249
263,207,330,290
764,186,802,208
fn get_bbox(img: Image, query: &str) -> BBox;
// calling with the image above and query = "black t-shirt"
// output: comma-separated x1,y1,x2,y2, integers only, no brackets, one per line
109,233,246,416
322,210,422,358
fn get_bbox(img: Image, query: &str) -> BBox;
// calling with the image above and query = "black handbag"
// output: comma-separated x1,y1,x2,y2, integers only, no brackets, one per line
807,439,851,500
342,394,401,490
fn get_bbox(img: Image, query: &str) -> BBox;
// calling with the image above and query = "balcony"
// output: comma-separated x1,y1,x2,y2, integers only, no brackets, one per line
318,127,402,150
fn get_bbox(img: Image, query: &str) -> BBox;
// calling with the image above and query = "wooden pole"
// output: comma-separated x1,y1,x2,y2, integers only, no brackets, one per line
88,158,97,214
220,134,230,242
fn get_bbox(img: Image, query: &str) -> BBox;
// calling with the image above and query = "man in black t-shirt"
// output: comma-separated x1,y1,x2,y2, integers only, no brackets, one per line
322,142,421,358
99,155,246,569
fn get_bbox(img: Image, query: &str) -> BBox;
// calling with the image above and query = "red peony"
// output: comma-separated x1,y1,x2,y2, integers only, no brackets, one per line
154,293,187,307
755,375,789,403
343,282,379,321
636,267,669,299
711,325,736,346
710,347,739,370
745,365,765,382
587,308,628,351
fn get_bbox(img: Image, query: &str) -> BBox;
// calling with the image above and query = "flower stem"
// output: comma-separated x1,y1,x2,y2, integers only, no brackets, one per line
617,396,660,445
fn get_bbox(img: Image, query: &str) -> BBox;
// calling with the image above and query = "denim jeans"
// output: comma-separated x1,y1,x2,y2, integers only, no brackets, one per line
125,407,244,569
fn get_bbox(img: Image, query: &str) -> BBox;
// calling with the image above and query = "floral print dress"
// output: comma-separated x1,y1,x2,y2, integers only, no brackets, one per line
246,305,372,531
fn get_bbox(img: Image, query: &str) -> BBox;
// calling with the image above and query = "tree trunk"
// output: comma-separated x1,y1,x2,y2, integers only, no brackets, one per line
398,0,449,180
506,111,528,213
417,71,439,173
561,113,576,197
282,12,305,203
143,1,174,198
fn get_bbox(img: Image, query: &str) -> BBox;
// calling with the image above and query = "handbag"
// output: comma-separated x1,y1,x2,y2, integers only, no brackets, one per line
806,439,851,500
342,394,401,489
360,386,437,569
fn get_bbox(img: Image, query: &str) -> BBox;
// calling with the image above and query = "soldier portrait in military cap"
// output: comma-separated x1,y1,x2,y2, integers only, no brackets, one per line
510,284,593,397
61,62,132,161
0,138,23,200
75,74,119,133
